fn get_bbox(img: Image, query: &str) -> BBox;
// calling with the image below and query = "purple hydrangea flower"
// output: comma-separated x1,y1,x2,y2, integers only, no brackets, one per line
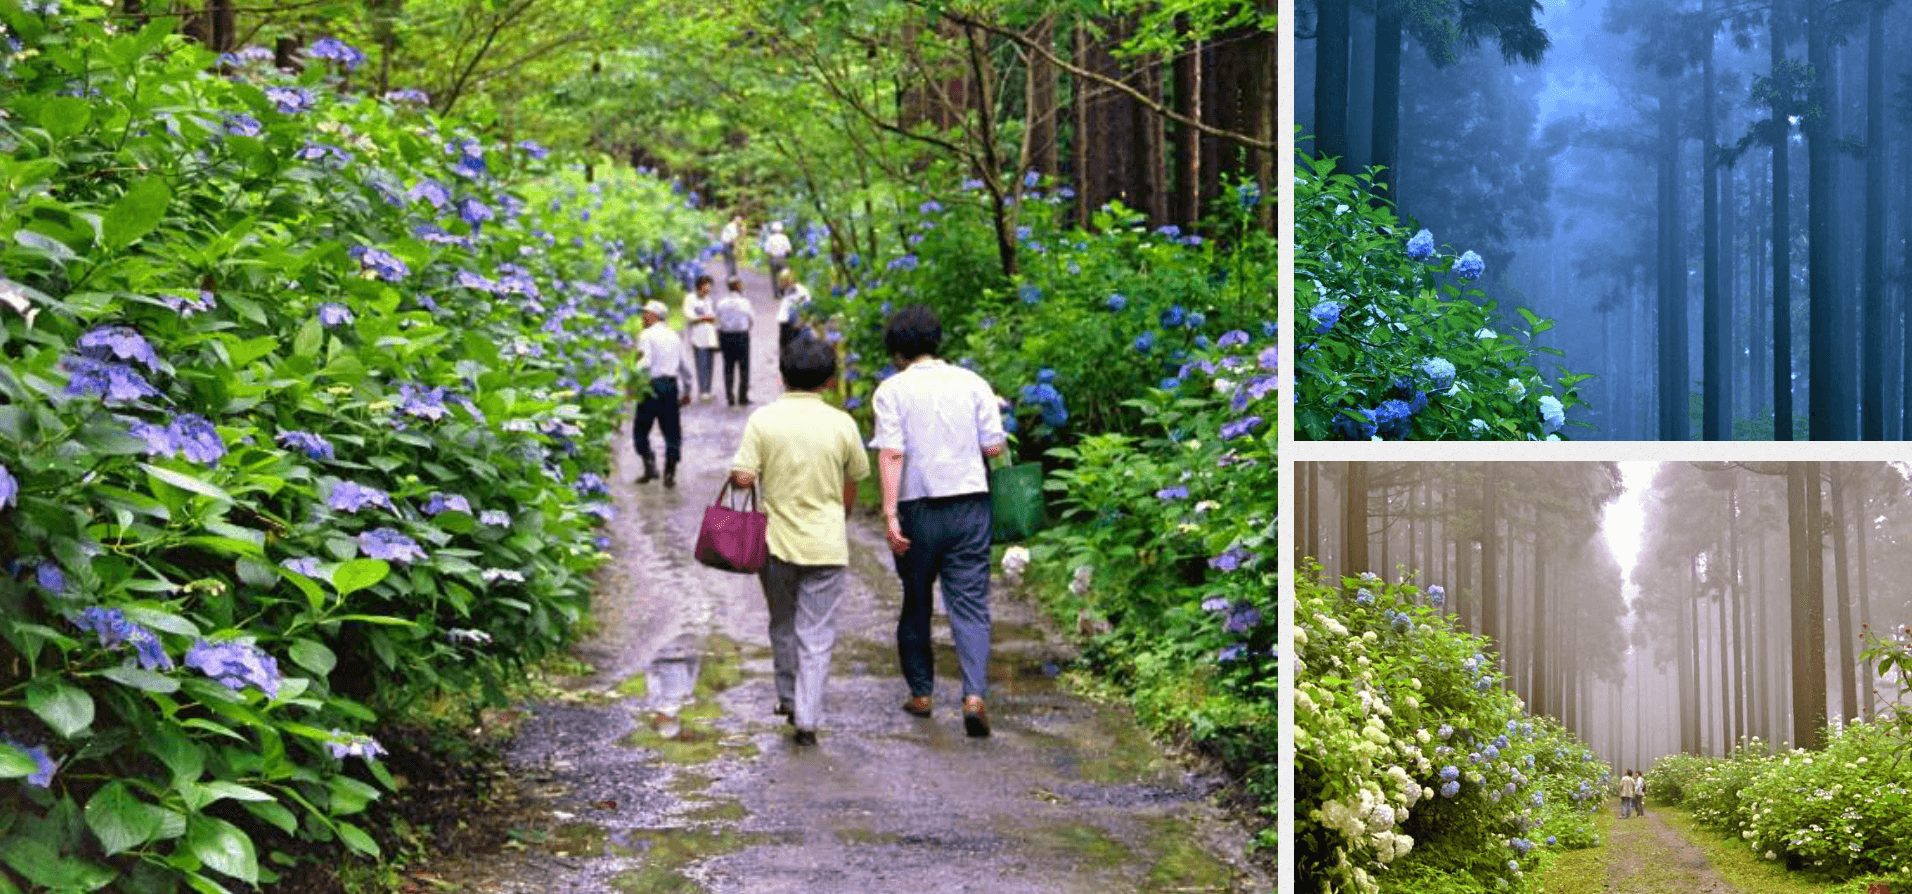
326,730,386,760
1217,330,1251,349
223,114,263,137
265,86,315,114
1258,347,1279,372
0,463,15,509
295,142,352,166
169,414,225,464
358,528,426,563
276,430,335,460
160,291,215,316
352,246,409,282
317,302,354,326
515,140,549,160
36,561,65,593
1428,585,1446,606
1155,486,1189,501
408,179,450,209
1224,604,1262,634
185,640,282,697
478,510,509,527
396,383,449,421
281,557,322,577
1218,644,1247,662
78,326,161,371
327,481,393,513
63,356,157,403
456,197,493,228
1441,781,1461,798
1219,415,1264,441
422,493,471,516
1208,545,1253,573
307,36,364,70
4,739,54,788
384,88,430,105
128,419,177,457
446,138,486,179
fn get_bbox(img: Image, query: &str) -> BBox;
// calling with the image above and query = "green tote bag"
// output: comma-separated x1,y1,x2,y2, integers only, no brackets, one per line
987,454,1046,543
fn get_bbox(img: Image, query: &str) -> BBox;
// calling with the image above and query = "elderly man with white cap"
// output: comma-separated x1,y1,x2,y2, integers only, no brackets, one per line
633,299,694,487
762,221,793,291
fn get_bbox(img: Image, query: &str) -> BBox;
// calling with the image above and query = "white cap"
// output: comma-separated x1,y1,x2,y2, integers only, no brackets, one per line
643,300,668,317
770,221,784,233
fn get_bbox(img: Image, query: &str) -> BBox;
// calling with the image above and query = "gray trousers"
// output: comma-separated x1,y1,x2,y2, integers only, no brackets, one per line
760,556,845,730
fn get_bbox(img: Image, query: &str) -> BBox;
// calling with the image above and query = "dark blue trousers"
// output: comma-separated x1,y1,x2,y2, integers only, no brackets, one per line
894,493,993,699
633,376,682,464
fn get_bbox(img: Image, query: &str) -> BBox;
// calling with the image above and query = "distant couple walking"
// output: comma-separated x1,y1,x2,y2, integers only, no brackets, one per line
1617,769,1648,818
723,306,1005,746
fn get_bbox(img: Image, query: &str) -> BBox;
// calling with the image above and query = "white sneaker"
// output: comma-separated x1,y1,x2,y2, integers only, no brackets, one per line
702,392,715,403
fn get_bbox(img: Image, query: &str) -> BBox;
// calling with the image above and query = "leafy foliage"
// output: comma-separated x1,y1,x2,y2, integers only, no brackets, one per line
1296,567,1609,894
0,6,705,889
1294,152,1587,440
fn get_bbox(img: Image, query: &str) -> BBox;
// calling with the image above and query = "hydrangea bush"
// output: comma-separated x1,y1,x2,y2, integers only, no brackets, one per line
0,7,704,890
1296,566,1608,894
1294,153,1587,440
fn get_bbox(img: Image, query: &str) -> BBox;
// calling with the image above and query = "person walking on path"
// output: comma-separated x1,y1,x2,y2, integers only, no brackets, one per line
776,270,812,348
719,215,744,279
1633,771,1647,817
682,275,720,403
871,305,1007,738
762,220,792,288
716,276,755,406
633,300,694,487
729,336,871,747
1618,769,1636,818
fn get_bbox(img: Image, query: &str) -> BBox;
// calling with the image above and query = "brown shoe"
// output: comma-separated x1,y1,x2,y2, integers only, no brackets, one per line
793,729,818,746
901,695,933,717
962,697,990,738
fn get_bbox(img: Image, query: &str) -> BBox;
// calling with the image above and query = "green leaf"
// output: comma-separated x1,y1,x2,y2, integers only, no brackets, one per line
143,463,233,504
100,665,180,694
293,315,323,358
335,821,380,858
102,176,172,250
27,679,94,739
331,558,390,597
186,816,258,884
38,96,91,139
0,743,40,779
85,781,162,856
287,639,336,677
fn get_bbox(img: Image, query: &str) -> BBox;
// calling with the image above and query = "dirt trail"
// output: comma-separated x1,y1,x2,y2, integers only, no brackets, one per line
1600,803,1739,894
411,263,1269,893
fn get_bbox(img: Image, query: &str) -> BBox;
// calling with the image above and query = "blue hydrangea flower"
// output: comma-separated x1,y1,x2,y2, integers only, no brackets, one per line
328,481,393,513
1218,644,1247,662
276,430,335,460
281,557,322,577
78,326,161,371
385,88,430,105
316,303,354,327
1539,395,1566,435
308,36,364,69
447,138,487,179
1156,486,1189,501
1428,585,1446,606
0,463,15,509
1201,596,1229,612
1133,331,1156,353
295,142,351,166
1160,305,1186,328
223,113,263,137
57,357,152,403
1373,399,1416,440
4,739,55,788
327,730,387,760
1106,294,1127,312
515,139,549,160
409,179,450,209
1407,229,1436,261
1440,780,1461,798
919,199,944,214
1208,545,1252,572
1419,357,1457,391
456,197,493,228
1224,605,1261,634
352,246,409,282
185,640,282,697
168,414,224,464
1355,588,1374,605
478,510,510,527
1332,407,1377,440
888,254,918,272
396,384,449,421
358,528,425,562
1310,301,1342,334
1455,250,1486,281
1187,311,1207,329
1018,284,1042,305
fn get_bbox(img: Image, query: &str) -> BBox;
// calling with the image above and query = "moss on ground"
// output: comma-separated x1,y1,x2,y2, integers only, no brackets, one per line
608,827,765,894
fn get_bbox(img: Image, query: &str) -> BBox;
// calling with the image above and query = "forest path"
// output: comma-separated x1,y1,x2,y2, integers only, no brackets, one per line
407,261,1269,893
1593,802,1740,894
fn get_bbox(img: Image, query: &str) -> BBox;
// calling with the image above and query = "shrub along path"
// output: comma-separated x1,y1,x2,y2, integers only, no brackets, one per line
410,263,1268,894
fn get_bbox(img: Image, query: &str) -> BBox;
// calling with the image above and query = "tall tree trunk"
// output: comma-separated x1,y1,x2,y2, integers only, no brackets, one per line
1343,462,1370,575
1659,83,1691,440
1172,23,1203,227
1481,474,1501,654
1313,0,1351,162
1862,1,1888,438
1132,59,1170,223
1829,467,1857,723
1679,562,1700,753
1854,483,1875,718
1370,0,1403,204
1529,533,1548,718
1772,4,1796,439
1788,463,1829,749
1703,0,1729,439
1807,2,1848,439
1022,14,1060,180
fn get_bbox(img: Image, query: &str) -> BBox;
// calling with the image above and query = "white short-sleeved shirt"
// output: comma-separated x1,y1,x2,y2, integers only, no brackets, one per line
682,291,718,349
870,358,1006,502
720,221,740,245
777,283,812,325
764,233,792,259
637,322,693,382
717,293,754,333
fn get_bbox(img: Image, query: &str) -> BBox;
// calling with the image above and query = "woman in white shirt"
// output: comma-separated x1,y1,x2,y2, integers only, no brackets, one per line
682,274,720,402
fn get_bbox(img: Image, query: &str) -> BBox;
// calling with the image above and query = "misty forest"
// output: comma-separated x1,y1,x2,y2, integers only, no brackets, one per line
1295,461,1912,893
1298,0,1912,441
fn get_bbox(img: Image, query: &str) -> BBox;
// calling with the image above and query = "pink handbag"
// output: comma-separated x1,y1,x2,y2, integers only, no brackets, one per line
694,481,769,574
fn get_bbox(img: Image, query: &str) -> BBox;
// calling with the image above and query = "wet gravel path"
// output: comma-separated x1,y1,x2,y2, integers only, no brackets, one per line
412,263,1269,893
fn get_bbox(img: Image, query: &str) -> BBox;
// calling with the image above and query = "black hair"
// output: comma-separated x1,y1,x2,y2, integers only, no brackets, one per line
883,305,942,360
779,335,837,391
726,276,744,291
695,274,714,289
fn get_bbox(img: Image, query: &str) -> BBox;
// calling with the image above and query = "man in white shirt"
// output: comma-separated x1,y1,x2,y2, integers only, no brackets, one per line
1618,769,1636,818
682,275,720,403
634,300,694,487
719,215,744,278
775,270,812,348
716,276,755,406
762,221,793,289
871,305,1007,737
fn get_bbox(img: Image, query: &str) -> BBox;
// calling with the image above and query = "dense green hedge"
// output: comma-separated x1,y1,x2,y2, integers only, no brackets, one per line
1296,567,1608,894
0,6,705,890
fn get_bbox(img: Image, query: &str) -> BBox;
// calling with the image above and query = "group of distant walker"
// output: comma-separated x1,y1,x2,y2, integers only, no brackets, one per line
1617,769,1648,818
626,212,1010,748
